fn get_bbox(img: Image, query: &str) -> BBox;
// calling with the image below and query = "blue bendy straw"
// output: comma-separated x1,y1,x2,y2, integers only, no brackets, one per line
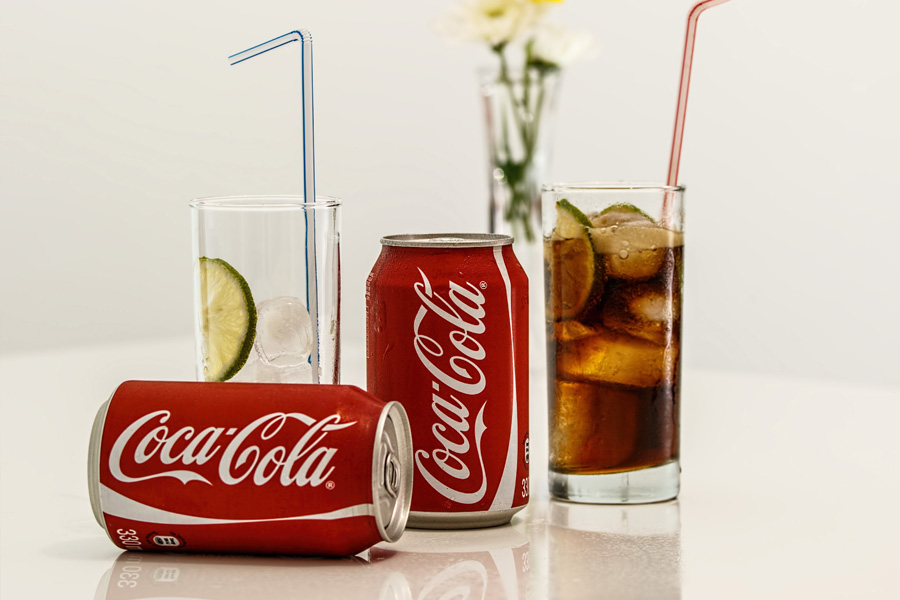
228,30,316,204
229,30,321,383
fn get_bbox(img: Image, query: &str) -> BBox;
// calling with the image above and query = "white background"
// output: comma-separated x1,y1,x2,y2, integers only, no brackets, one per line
1,0,898,387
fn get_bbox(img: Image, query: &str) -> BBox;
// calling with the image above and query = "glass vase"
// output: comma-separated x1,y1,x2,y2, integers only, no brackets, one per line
481,67,561,248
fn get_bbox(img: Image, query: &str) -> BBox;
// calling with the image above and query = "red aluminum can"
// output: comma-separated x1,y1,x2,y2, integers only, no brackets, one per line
88,381,413,556
366,233,529,528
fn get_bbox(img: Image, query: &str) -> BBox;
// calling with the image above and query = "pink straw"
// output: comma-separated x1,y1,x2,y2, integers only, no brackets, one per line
665,0,734,189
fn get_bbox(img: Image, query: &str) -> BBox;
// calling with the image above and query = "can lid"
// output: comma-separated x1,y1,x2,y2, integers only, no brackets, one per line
380,233,513,248
87,397,112,530
372,402,413,543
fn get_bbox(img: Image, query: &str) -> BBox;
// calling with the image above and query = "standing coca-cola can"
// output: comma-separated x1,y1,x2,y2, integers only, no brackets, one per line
88,381,413,556
366,233,529,528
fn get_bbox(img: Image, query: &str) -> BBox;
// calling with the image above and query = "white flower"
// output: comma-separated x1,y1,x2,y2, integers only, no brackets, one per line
439,0,547,48
530,23,596,68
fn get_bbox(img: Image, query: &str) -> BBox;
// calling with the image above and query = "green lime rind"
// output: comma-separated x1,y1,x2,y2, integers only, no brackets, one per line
546,235,598,320
599,202,654,222
548,200,600,320
198,256,257,382
555,199,593,240
557,199,593,228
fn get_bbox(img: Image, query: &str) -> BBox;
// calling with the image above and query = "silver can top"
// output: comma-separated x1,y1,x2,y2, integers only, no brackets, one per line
380,233,513,248
88,397,112,530
372,402,414,543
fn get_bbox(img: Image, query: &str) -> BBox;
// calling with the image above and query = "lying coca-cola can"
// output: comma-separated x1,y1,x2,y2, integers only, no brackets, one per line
366,233,529,529
88,381,413,556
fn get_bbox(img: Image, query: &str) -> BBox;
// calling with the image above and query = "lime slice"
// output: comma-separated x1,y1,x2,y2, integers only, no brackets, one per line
590,202,654,227
555,199,592,239
197,257,257,382
546,201,600,320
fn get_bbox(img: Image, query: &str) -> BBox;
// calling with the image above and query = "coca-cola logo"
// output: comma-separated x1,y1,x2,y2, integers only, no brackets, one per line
412,268,489,504
109,410,354,488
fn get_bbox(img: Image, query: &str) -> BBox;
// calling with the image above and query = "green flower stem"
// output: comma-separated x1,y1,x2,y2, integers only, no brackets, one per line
488,47,555,242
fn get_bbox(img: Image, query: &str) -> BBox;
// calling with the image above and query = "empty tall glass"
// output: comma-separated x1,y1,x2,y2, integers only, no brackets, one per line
190,196,340,384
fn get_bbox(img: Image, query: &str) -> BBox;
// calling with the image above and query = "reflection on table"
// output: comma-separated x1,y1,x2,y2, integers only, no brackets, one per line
539,500,681,600
94,552,403,600
372,526,530,600
91,500,682,600
92,525,529,600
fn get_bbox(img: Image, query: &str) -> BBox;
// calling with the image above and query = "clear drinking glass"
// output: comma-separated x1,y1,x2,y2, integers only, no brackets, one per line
190,196,340,384
542,183,684,503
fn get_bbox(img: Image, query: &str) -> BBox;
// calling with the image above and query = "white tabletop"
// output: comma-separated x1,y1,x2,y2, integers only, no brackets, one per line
1,338,898,599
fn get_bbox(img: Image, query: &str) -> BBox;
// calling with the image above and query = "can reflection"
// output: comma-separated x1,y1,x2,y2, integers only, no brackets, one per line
370,526,530,600
546,500,681,600
95,552,410,600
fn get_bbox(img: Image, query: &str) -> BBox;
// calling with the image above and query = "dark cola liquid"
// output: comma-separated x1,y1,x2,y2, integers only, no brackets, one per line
545,227,683,475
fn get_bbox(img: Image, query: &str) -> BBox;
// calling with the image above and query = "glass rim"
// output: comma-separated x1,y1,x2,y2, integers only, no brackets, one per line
541,182,685,193
189,195,341,209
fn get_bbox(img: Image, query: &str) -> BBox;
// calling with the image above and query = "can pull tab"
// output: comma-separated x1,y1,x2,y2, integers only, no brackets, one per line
383,450,401,499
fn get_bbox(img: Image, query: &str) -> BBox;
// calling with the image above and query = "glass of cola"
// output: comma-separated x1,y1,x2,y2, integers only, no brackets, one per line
542,183,684,503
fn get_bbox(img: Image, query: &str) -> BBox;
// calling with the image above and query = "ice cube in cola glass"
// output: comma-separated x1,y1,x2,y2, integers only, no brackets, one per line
542,183,684,504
